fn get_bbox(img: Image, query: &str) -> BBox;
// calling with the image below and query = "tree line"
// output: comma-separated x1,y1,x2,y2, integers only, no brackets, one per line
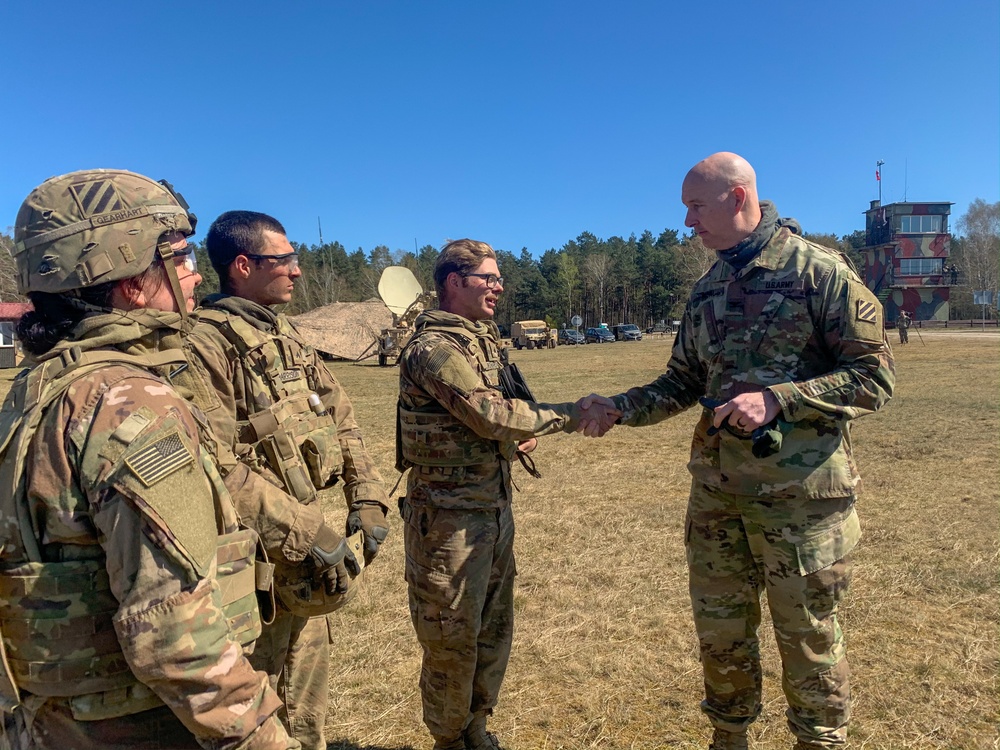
186,228,861,330
195,228,855,328
2,198,997,325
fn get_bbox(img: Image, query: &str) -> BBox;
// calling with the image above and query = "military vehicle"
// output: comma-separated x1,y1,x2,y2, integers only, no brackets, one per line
511,320,550,349
376,266,437,366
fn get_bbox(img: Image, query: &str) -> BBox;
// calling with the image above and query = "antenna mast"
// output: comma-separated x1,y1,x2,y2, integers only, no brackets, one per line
318,217,324,245
876,160,885,204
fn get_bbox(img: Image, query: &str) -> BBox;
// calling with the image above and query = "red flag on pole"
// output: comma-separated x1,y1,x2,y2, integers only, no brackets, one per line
876,170,881,181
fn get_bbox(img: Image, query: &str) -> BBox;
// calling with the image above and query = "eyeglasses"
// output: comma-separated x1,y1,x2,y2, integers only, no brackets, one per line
165,247,198,274
462,272,504,289
244,252,299,272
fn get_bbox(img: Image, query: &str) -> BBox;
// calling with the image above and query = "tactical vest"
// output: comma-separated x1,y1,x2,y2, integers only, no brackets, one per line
197,309,344,504
0,348,263,720
397,321,515,470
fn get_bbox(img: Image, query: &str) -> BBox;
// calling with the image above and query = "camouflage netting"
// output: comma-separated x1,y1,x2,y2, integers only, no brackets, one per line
290,300,392,361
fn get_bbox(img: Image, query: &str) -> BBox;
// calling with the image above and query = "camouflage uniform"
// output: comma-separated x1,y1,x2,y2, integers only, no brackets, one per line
186,293,389,750
610,217,895,748
397,310,581,748
0,310,297,750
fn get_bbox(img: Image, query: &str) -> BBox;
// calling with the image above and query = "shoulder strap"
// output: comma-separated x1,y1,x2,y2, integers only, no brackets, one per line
198,311,284,408
197,310,265,358
403,322,477,360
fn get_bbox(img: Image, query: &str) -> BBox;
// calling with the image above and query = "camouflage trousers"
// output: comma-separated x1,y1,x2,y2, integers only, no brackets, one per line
249,605,330,750
897,327,908,344
686,482,859,748
403,500,516,743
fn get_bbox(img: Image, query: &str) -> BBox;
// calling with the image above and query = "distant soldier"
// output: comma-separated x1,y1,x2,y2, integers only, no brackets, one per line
896,311,911,344
397,239,615,750
581,153,895,750
186,211,390,749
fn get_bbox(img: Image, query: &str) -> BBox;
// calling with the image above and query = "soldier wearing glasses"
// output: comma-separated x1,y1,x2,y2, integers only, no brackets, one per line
0,171,304,749
185,211,389,750
396,239,607,750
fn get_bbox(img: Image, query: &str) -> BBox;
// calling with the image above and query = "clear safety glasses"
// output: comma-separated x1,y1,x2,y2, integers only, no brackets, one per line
244,252,300,272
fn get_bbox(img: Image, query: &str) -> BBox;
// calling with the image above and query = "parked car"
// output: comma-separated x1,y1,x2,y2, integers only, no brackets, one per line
558,328,585,345
646,320,669,334
584,326,615,344
612,323,643,341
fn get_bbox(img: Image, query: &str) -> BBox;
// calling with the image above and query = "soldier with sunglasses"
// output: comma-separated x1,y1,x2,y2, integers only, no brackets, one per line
185,211,390,750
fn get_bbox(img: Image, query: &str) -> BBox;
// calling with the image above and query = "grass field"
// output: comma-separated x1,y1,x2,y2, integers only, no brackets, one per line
318,332,999,750
1,332,996,749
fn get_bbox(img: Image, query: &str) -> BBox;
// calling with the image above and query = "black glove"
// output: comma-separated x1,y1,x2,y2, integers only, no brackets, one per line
309,524,360,595
346,502,389,566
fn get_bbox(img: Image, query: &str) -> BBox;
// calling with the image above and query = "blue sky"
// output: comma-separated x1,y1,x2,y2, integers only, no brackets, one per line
2,1,997,257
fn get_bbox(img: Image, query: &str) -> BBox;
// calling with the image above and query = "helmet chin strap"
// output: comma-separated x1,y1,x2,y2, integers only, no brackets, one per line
156,240,190,320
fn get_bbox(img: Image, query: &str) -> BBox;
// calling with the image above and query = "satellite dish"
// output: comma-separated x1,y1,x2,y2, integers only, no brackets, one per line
378,266,424,316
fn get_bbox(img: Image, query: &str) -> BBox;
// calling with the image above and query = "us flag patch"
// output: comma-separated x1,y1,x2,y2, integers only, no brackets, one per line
125,431,194,487
856,299,877,323
69,179,125,218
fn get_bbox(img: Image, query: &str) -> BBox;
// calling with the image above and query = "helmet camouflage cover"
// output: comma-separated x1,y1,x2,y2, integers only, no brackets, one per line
12,169,195,295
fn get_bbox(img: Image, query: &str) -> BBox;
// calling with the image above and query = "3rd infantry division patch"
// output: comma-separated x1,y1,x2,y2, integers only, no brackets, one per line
125,431,194,487
856,299,877,323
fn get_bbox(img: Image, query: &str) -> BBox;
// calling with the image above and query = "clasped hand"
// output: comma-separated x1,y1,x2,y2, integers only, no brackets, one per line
707,390,781,433
574,394,621,438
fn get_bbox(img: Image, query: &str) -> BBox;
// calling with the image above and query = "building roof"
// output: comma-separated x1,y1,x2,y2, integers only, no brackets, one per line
0,302,31,320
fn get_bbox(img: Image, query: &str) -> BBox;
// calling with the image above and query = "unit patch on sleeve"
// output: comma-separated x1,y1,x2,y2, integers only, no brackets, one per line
125,430,194,487
843,280,884,343
856,299,877,323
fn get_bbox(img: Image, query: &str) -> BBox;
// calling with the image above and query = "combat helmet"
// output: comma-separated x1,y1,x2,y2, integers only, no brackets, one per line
12,169,197,313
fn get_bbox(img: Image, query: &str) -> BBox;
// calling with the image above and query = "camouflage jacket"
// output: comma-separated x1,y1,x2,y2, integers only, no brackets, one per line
398,310,581,509
0,311,292,749
612,226,896,499
187,294,388,513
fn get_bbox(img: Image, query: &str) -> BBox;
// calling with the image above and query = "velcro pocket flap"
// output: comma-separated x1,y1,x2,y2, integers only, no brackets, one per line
795,506,861,576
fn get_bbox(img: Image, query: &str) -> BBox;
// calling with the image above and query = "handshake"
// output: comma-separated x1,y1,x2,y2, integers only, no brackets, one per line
574,394,621,438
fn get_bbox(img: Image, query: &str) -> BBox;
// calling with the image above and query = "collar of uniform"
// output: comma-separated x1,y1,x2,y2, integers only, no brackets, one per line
200,293,279,332
741,225,795,275
413,309,499,341
34,310,185,366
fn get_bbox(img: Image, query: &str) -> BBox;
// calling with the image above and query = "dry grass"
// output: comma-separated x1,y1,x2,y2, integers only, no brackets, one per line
2,333,996,749
320,333,999,750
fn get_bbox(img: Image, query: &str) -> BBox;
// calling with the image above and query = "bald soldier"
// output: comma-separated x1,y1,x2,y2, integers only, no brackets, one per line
582,153,895,750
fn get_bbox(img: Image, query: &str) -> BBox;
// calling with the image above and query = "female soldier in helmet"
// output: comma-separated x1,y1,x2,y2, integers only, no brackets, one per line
0,170,301,749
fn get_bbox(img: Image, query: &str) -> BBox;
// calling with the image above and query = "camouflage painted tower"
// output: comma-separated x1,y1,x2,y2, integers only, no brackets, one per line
861,199,955,322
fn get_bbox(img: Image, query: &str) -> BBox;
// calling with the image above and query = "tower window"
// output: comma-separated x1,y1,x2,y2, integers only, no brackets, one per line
899,258,944,276
899,215,943,233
